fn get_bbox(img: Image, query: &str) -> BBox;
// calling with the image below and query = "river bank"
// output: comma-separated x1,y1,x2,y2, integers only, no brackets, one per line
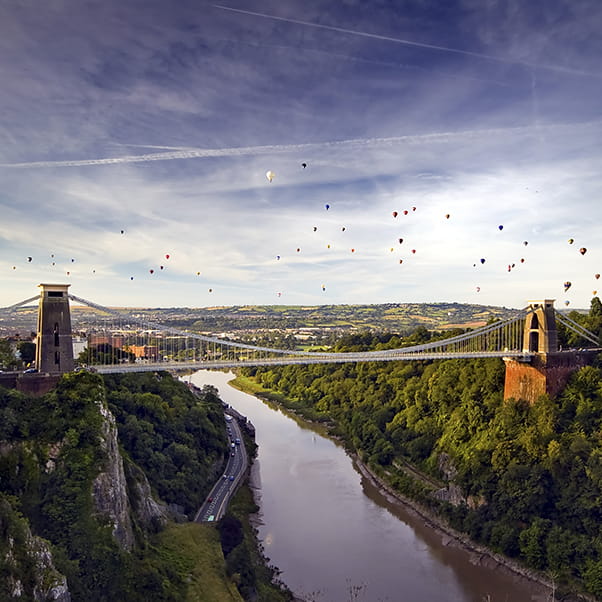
228,373,593,602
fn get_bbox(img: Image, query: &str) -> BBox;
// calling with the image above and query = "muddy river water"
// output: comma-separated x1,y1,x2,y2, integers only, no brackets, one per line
191,370,550,602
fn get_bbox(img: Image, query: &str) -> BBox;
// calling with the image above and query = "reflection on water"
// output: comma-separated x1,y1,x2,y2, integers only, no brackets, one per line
191,370,549,602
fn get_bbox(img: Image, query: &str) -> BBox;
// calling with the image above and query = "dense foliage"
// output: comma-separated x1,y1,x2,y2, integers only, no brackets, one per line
103,372,227,516
0,371,230,600
240,300,602,599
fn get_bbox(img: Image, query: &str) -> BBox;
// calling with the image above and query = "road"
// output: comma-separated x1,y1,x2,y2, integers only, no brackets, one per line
194,414,248,523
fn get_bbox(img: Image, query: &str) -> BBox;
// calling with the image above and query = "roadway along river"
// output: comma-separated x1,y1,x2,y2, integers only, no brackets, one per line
191,370,550,602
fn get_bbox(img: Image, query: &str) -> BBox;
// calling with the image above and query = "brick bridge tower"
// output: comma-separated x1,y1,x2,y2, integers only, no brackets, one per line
35,283,74,374
504,299,591,402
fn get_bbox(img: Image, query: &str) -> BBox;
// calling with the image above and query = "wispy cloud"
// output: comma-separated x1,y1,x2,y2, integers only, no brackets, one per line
2,120,598,169
213,4,602,78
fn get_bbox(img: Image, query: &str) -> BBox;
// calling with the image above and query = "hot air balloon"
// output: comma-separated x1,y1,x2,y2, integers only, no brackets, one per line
399,259,403,264
321,285,326,291
313,226,317,232
165,254,170,259
445,214,450,219
341,227,346,232
476,287,480,292
301,162,307,168
523,241,528,246
565,300,570,306
266,170,275,183
520,258,525,263
351,248,355,253
71,258,75,262
130,276,134,280
564,281,572,292
568,238,574,244
296,248,300,253
403,210,408,215
277,292,282,297
160,265,164,270
196,272,201,276
390,248,394,252
398,238,403,244
593,290,598,296
120,230,125,234
27,257,32,262
412,206,416,212
580,247,587,255
392,211,398,218
596,274,601,280
276,255,280,260
325,204,330,210
327,244,331,249
149,269,154,274
411,249,416,254
480,258,486,264
498,225,503,231
208,288,213,293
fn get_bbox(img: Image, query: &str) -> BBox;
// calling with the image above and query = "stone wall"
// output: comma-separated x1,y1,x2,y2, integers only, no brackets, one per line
504,350,595,402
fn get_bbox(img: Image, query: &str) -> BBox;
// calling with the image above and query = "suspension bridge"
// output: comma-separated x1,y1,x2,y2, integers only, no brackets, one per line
1,284,600,401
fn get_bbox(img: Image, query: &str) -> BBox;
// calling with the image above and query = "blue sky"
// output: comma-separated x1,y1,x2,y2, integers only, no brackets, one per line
1,0,601,310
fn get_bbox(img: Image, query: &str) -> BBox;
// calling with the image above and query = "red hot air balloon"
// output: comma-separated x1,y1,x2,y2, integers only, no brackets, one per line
392,211,398,218
580,247,587,255
165,254,170,259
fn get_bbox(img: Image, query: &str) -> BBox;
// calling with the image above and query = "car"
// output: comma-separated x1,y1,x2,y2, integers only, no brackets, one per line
24,368,38,374
229,475,235,481
207,497,213,503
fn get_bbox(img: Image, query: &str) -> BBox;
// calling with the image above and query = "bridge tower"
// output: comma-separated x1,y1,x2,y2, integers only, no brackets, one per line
504,300,590,402
35,283,74,374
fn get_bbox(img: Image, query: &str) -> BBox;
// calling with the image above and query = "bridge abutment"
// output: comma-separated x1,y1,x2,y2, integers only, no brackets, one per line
503,300,594,402
504,351,592,402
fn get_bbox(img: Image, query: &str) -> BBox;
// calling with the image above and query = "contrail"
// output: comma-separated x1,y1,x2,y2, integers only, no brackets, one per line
212,4,599,78
0,121,598,169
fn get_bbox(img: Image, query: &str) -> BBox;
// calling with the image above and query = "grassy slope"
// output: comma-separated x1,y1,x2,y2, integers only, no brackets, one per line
155,522,243,602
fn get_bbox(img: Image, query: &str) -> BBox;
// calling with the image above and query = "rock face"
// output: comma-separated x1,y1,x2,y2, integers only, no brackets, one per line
434,453,485,509
92,398,135,550
124,459,169,530
1,499,71,601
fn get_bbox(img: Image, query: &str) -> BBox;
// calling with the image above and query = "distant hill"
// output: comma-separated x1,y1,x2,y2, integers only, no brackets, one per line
149,302,522,335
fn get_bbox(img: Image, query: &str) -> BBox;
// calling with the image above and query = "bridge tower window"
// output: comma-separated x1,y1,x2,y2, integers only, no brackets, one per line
529,331,539,352
54,323,60,346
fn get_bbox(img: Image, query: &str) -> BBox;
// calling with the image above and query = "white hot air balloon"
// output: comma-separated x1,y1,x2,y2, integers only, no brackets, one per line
266,170,275,183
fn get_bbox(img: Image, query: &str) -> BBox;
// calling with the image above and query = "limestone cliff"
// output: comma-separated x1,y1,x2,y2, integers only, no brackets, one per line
1,496,71,601
92,396,135,550
124,457,170,531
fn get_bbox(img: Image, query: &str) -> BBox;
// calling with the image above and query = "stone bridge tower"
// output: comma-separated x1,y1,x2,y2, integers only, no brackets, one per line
35,283,74,374
504,299,590,402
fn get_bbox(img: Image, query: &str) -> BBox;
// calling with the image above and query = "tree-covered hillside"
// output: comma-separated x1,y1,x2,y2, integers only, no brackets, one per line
0,371,234,600
237,301,602,599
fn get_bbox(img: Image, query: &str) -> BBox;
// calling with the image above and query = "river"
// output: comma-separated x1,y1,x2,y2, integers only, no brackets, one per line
190,370,550,602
